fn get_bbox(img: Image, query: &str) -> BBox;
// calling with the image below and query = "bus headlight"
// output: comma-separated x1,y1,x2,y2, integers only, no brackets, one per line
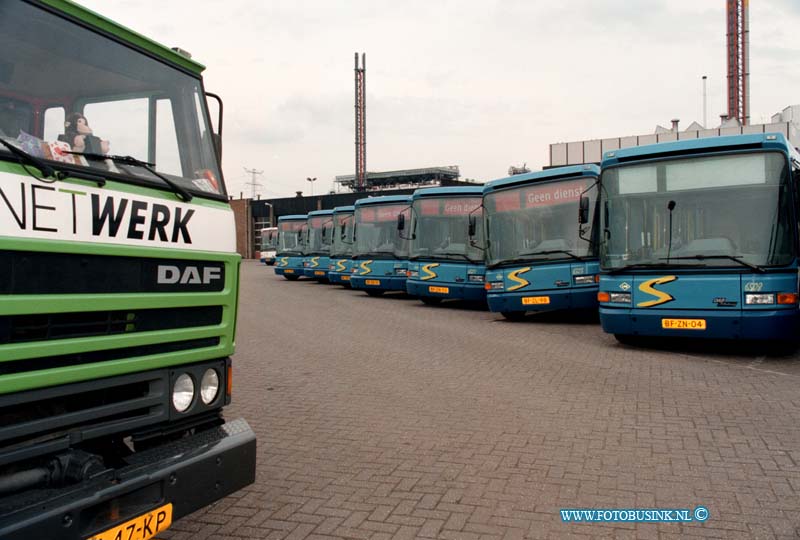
746,293,775,305
407,270,419,278
608,292,631,304
468,275,484,283
200,368,220,404
172,373,195,412
573,275,597,285
396,268,407,275
485,281,504,291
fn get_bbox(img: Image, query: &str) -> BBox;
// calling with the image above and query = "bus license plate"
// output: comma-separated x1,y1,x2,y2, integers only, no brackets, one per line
662,318,706,330
314,271,325,276
89,503,172,540
342,275,350,281
429,286,449,294
365,279,381,286
284,269,294,274
522,296,550,305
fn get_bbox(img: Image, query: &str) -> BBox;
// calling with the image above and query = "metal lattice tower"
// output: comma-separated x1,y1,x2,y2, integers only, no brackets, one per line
726,0,749,125
354,53,366,191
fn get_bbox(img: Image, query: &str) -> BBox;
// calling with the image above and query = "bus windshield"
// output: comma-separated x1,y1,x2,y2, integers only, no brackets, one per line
354,204,410,259
307,216,333,255
410,197,483,263
484,177,597,267
0,2,225,199
331,213,354,257
261,229,277,251
600,152,793,270
278,221,304,255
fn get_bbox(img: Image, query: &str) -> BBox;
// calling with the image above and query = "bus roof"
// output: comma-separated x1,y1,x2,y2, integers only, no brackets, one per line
46,0,206,74
601,133,794,168
333,205,355,213
278,214,307,222
411,186,483,200
354,195,411,207
483,164,601,194
307,209,334,217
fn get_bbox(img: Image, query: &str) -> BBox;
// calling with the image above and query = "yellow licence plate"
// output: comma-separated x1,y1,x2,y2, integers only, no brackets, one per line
662,318,707,330
89,503,172,540
342,275,351,281
314,270,325,276
365,279,381,286
429,286,449,294
284,269,294,274
522,296,550,305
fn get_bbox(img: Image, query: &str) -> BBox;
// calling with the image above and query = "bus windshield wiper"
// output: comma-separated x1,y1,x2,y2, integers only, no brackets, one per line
516,249,584,261
0,137,59,179
660,255,764,273
606,262,705,274
435,252,480,264
68,152,192,202
366,250,399,259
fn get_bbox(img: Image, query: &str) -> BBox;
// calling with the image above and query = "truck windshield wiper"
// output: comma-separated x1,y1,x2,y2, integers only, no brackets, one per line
606,262,705,274
68,152,192,202
660,255,764,273
516,249,584,261
0,137,59,179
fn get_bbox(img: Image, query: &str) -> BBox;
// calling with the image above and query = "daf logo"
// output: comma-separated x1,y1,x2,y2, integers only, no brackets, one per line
157,265,222,285
619,282,631,291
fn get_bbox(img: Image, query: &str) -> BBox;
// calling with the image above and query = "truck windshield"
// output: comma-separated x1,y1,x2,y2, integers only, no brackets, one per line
331,213,354,257
278,222,304,255
410,197,483,263
484,177,597,267
0,2,225,200
600,152,793,270
354,204,410,259
307,217,332,255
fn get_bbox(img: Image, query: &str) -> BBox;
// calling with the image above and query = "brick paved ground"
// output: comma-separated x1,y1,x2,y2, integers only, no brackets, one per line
163,261,800,539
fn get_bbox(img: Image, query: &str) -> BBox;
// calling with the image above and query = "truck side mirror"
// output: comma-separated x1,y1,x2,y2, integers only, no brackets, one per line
468,215,477,237
578,196,590,224
397,213,405,231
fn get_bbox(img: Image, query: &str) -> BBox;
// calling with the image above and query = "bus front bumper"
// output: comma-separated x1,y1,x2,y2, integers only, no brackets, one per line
406,280,486,301
350,275,407,291
599,307,800,340
0,419,256,540
487,287,598,314
274,267,301,277
329,271,352,285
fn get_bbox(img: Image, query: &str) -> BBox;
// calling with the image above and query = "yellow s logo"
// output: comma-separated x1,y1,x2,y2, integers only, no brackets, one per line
507,267,531,292
360,260,373,275
421,263,439,281
310,257,319,268
279,257,288,267
637,276,678,307
336,259,346,272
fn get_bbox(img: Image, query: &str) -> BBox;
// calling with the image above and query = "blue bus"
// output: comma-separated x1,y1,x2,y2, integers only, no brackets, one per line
597,133,800,342
350,195,412,296
482,165,601,320
329,205,356,286
274,214,307,281
405,187,486,305
303,209,334,282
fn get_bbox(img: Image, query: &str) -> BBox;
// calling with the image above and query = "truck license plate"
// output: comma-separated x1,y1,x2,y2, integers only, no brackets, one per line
88,503,172,540
365,279,381,286
429,286,449,294
662,318,706,330
522,296,550,305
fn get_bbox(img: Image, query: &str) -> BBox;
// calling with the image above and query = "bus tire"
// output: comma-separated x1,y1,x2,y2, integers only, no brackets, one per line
614,334,641,346
284,275,300,281
366,289,384,297
501,311,526,321
420,297,442,306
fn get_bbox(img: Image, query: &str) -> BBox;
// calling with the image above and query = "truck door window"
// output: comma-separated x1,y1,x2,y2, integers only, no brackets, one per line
84,98,148,162
155,98,181,177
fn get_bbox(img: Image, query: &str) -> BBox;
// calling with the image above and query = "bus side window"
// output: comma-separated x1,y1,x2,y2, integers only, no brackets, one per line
43,106,65,142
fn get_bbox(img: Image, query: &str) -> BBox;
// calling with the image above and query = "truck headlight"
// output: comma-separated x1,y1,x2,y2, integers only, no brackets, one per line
745,293,775,305
172,373,195,412
468,274,484,283
574,275,597,285
200,368,220,404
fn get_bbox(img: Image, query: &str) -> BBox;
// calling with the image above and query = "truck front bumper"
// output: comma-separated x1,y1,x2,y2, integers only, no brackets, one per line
0,418,256,540
487,287,597,314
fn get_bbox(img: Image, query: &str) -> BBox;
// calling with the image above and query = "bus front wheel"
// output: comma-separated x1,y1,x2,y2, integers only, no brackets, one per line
421,297,442,306
501,311,526,321
366,289,384,297
284,275,300,281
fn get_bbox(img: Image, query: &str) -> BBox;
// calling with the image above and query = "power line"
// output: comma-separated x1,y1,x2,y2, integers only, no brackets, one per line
243,167,264,199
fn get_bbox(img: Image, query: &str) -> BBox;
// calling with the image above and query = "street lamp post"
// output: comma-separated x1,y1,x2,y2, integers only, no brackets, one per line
306,177,317,196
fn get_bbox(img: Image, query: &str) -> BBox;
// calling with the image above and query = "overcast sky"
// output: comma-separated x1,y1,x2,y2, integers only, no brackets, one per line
79,0,800,198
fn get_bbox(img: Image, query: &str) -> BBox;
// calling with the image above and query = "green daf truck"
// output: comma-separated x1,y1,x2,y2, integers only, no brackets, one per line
0,1,256,539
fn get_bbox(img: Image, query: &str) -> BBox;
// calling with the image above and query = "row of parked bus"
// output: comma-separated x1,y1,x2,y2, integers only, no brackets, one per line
268,133,800,344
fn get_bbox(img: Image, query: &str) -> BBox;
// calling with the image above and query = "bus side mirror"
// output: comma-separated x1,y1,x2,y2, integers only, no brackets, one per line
468,215,477,237
578,196,590,224
397,213,405,231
